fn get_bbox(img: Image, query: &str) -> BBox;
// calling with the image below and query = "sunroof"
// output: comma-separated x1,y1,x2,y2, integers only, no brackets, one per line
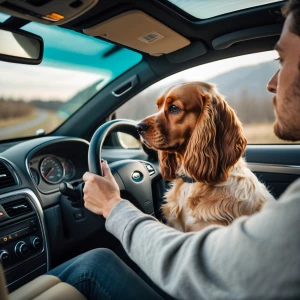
166,0,283,19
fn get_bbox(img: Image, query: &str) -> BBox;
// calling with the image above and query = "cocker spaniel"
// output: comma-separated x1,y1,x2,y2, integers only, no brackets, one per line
137,82,275,232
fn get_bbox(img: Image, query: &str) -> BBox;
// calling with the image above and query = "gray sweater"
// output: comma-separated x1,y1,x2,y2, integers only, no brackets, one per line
106,178,300,300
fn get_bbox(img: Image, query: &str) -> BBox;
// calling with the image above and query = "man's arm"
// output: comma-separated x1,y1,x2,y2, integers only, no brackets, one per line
106,179,300,300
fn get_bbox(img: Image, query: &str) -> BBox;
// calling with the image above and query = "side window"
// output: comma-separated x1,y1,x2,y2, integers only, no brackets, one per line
116,51,290,146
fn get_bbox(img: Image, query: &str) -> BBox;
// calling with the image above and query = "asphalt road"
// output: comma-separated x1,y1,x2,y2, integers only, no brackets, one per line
0,109,48,139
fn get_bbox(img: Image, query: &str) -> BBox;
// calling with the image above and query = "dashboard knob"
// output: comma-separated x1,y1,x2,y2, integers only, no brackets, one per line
0,250,10,263
15,241,29,257
30,236,41,249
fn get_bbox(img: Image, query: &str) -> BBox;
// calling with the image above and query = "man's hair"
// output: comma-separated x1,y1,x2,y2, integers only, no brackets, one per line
282,0,300,36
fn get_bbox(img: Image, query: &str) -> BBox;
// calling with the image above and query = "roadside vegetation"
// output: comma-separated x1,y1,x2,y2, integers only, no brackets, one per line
0,97,63,140
0,98,35,119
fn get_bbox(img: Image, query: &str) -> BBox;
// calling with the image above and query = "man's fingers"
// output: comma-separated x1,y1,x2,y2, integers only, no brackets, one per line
102,160,113,179
82,171,95,182
84,162,112,181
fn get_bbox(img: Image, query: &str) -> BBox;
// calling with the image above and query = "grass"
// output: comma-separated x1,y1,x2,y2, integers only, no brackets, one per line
0,110,38,128
243,122,296,144
0,114,297,145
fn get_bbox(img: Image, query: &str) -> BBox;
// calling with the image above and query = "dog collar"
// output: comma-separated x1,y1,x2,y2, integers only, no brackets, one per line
178,175,195,183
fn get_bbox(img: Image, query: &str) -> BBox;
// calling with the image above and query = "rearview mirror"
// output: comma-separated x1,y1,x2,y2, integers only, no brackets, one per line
0,26,43,64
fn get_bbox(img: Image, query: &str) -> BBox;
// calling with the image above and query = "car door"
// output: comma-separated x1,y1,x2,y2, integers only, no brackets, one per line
246,145,300,199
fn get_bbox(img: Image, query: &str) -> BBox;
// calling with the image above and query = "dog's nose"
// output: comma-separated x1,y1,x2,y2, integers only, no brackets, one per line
136,123,149,135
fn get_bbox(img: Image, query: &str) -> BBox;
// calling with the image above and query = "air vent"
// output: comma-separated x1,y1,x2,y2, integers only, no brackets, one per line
2,198,33,218
0,161,17,190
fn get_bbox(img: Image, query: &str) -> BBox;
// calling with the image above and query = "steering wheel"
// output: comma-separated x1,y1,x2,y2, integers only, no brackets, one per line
88,119,160,214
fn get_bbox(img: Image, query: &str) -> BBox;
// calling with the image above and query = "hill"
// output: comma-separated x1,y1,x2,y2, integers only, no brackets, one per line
117,60,278,124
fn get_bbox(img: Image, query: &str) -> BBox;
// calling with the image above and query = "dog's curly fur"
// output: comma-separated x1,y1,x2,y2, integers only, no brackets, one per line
138,82,275,232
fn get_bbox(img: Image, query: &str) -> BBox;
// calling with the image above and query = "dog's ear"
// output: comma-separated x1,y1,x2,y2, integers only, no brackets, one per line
184,89,247,184
158,151,178,181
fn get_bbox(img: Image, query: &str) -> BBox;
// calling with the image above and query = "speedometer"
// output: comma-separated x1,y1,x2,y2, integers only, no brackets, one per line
40,156,64,184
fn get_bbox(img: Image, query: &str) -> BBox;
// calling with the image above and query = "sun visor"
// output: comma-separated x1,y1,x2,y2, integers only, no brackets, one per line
0,0,98,25
84,10,190,56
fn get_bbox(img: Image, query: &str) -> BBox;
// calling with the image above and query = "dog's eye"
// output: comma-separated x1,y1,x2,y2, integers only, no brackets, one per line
169,104,181,114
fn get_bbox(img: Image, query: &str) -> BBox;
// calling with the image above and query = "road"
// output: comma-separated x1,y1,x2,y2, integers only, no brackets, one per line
0,109,49,139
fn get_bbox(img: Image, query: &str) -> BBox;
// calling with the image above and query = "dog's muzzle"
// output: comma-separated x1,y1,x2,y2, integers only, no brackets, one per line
136,123,149,135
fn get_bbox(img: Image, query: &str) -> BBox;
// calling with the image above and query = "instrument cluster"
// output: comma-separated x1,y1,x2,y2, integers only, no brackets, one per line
29,155,76,186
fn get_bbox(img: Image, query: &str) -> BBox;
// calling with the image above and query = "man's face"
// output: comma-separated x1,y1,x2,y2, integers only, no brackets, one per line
267,13,300,141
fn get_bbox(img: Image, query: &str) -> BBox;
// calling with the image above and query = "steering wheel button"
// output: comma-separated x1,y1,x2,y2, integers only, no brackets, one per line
143,163,155,176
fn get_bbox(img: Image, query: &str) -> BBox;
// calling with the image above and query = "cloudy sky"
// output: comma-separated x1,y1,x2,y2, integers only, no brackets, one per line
0,61,104,101
168,0,282,18
143,50,278,91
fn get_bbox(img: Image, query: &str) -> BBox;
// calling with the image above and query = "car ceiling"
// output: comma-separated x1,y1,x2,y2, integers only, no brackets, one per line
2,0,286,60
61,0,286,76
66,0,284,42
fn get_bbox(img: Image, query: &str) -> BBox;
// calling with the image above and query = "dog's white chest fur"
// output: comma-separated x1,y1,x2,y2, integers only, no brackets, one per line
165,182,199,232
178,183,198,231
162,159,275,232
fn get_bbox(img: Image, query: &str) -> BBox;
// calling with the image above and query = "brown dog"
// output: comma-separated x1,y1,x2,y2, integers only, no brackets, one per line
137,82,274,232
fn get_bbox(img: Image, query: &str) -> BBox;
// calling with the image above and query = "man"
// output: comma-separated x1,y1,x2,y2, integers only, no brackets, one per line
49,1,300,299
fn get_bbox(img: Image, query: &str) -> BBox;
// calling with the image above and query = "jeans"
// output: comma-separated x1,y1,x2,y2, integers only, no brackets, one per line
48,248,171,300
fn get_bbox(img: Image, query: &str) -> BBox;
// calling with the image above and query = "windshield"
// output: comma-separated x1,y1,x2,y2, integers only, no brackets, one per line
0,13,142,141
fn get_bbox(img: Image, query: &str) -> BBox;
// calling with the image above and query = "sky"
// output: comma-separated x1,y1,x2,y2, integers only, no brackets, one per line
0,61,104,101
0,50,277,102
168,0,282,19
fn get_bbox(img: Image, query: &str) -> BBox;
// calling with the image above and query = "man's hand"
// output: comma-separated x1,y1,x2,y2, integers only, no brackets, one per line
83,160,121,218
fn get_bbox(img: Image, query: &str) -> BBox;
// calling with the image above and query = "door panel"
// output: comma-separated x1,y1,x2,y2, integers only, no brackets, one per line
245,145,300,199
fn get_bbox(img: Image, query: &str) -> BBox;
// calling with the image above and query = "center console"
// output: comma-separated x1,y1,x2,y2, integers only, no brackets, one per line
0,189,48,292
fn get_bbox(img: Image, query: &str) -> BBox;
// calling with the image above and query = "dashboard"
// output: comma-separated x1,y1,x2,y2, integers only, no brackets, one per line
0,137,110,292
0,135,163,292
